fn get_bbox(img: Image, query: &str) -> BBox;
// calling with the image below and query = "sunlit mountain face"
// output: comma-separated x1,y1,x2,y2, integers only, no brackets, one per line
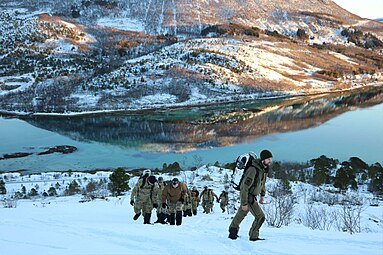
0,0,382,114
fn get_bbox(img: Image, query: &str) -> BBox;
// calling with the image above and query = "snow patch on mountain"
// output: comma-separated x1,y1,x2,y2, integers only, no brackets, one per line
97,17,145,32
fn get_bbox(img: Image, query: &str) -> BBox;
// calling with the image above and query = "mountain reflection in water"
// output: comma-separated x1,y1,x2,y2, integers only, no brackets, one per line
25,87,383,153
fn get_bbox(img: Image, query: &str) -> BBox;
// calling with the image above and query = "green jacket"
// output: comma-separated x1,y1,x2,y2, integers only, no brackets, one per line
239,158,268,206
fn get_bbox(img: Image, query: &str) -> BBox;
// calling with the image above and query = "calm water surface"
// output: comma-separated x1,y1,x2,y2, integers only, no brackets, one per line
0,88,382,173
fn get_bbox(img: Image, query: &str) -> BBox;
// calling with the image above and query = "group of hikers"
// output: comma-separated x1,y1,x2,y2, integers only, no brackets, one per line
129,149,273,242
130,170,229,226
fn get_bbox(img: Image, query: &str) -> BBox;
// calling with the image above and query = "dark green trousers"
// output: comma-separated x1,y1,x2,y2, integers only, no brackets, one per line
228,197,265,239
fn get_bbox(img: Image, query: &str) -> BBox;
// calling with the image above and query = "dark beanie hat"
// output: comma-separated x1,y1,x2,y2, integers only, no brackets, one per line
148,176,157,184
172,178,179,184
260,150,273,160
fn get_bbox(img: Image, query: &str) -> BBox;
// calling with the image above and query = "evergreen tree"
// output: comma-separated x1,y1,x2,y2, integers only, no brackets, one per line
333,165,349,192
334,161,358,191
368,163,383,194
29,188,38,197
109,168,130,196
310,155,338,186
47,187,57,196
271,161,283,179
66,180,81,195
298,170,306,183
349,157,368,171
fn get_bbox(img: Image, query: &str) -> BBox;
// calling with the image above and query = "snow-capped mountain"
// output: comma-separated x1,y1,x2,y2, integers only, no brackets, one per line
0,0,382,114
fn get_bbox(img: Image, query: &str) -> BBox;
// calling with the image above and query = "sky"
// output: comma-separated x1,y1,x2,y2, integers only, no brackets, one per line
333,0,383,19
0,167,382,255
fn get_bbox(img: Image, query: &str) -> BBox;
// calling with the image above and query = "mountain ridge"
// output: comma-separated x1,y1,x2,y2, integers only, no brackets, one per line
0,0,382,114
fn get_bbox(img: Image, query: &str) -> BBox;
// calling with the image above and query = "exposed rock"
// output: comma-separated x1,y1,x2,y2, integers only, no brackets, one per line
0,152,33,160
0,145,78,160
38,145,78,155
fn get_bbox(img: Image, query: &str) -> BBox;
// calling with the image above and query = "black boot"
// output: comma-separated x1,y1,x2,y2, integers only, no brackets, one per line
143,213,151,224
192,210,197,216
160,212,167,224
228,227,239,240
183,210,187,217
176,211,183,226
187,209,192,217
165,214,170,224
133,212,141,221
169,213,175,225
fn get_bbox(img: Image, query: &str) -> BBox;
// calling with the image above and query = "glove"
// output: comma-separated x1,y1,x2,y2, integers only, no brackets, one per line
130,200,135,206
153,203,158,208
162,202,167,208
179,198,184,204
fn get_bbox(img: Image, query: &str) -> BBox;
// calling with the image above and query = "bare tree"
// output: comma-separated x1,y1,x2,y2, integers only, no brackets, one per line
264,180,296,228
302,204,337,231
2,197,18,208
334,202,364,234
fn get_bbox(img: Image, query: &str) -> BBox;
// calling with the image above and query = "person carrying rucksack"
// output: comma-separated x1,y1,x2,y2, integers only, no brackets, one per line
130,172,159,224
218,191,228,213
190,187,200,215
228,149,273,241
183,188,193,217
200,186,218,214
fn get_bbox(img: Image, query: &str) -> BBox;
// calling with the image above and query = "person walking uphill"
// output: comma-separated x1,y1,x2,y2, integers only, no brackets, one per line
218,190,228,213
130,173,159,224
161,178,188,225
200,186,218,214
154,177,167,224
228,149,273,241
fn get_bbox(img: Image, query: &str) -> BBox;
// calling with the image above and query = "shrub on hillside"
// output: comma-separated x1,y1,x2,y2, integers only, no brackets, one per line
65,180,81,196
47,187,57,196
297,28,309,40
162,162,182,175
2,198,18,208
302,204,337,231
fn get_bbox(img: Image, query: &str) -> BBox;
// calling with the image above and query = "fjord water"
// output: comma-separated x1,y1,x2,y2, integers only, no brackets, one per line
0,88,382,173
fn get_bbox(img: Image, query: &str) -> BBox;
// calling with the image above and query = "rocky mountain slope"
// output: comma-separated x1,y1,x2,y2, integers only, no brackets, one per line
0,0,382,114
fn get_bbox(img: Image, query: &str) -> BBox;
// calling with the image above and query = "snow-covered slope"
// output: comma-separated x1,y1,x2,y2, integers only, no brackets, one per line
0,166,382,255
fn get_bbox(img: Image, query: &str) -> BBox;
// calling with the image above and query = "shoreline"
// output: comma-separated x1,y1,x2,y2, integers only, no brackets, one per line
1,83,382,119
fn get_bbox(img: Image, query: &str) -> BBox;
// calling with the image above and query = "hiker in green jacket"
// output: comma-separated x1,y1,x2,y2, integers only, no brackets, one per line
228,149,273,241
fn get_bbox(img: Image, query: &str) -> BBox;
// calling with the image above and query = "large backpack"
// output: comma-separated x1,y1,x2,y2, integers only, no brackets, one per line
231,152,257,191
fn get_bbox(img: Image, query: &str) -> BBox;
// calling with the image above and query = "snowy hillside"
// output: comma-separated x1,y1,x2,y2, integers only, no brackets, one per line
0,166,382,255
0,1,383,114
